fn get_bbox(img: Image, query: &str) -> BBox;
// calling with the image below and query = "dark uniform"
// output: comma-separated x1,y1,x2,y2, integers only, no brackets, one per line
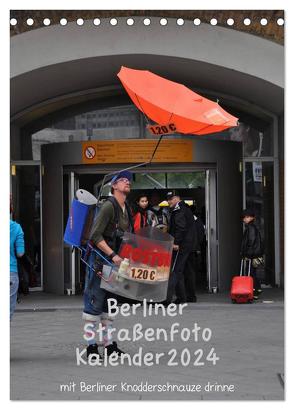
184,214,205,302
166,200,195,303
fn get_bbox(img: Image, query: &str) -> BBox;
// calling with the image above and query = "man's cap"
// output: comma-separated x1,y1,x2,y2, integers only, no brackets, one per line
110,170,132,186
166,190,180,200
242,208,255,218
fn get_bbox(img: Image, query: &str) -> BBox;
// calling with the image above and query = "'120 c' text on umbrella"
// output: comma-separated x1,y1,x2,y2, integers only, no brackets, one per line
117,66,238,136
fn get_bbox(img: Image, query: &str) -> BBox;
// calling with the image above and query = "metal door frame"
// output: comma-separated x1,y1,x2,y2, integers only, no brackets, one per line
205,169,218,292
242,158,278,286
66,171,80,295
63,164,218,294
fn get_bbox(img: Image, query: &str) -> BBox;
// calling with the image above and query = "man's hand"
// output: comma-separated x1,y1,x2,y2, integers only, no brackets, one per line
112,255,123,266
173,244,179,251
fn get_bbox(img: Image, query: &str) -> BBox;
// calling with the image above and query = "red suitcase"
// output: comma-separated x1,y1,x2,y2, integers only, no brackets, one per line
231,259,254,303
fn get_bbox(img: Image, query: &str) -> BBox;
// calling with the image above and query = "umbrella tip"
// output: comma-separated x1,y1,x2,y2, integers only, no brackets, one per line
117,66,126,77
216,98,219,104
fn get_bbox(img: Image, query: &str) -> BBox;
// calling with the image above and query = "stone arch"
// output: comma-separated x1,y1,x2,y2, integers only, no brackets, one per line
11,18,283,121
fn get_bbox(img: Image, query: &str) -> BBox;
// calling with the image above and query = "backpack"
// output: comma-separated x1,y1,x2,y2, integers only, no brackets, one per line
150,206,169,230
93,196,134,253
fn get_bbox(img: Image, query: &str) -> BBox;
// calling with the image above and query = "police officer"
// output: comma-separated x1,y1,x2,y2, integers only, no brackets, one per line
184,206,205,302
82,170,134,359
166,190,195,304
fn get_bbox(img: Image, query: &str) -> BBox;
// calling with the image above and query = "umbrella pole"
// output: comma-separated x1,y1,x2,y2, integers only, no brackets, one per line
149,134,164,162
96,134,164,203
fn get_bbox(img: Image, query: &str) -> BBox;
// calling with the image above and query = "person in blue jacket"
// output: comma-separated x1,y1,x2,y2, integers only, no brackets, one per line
10,218,25,320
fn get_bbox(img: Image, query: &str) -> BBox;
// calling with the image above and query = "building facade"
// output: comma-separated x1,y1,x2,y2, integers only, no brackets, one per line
10,10,284,294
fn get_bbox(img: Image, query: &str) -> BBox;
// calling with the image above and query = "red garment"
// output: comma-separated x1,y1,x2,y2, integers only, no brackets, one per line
133,211,148,233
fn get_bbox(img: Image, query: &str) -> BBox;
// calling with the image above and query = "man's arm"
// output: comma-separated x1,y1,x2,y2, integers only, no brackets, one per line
90,202,113,244
96,239,122,266
90,202,122,266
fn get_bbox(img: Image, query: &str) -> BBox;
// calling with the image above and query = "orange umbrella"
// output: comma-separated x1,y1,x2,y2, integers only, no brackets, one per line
118,66,238,135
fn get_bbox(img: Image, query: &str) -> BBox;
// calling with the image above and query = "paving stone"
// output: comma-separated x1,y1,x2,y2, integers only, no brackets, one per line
10,292,284,400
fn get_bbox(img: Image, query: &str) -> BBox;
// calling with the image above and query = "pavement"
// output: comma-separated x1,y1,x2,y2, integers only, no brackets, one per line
10,288,284,400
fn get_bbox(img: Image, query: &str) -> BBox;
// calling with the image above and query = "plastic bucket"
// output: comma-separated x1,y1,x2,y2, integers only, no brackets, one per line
100,227,174,302
100,266,170,302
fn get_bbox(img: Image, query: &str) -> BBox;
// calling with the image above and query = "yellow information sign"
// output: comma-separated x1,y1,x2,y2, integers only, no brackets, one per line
82,139,193,164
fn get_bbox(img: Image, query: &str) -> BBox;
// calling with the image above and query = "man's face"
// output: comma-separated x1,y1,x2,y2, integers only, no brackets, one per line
243,215,254,224
113,177,131,194
167,196,180,208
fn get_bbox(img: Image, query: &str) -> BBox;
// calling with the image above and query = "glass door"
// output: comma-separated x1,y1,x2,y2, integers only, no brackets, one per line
205,169,218,292
63,172,80,295
245,161,275,285
10,162,43,290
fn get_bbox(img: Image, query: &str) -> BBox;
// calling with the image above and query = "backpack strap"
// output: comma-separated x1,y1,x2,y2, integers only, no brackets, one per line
107,196,134,233
107,196,120,229
125,201,135,233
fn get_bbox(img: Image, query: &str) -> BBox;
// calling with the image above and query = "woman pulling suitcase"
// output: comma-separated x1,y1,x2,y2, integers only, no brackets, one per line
240,209,264,300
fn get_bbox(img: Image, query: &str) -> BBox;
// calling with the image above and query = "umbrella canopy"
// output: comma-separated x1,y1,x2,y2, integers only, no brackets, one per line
118,66,238,135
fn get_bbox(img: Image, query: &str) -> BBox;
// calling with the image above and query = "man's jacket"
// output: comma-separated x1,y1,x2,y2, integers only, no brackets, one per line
168,201,195,251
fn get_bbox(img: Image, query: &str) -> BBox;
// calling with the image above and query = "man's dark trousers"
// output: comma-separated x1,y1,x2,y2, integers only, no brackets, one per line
166,248,190,303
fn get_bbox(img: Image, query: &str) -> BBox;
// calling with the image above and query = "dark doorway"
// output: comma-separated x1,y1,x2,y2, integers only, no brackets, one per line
66,171,209,296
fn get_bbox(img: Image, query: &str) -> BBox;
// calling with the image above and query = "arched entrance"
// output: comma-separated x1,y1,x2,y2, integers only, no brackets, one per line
10,19,283,293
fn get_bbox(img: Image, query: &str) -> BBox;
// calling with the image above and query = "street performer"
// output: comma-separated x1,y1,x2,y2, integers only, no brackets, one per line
82,170,134,360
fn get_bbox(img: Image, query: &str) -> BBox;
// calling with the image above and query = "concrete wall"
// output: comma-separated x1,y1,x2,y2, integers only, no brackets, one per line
11,18,284,121
193,139,243,291
11,18,283,86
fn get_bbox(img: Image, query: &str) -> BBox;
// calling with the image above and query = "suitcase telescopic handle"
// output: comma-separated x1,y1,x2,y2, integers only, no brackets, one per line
248,259,251,276
240,259,244,276
240,258,251,276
